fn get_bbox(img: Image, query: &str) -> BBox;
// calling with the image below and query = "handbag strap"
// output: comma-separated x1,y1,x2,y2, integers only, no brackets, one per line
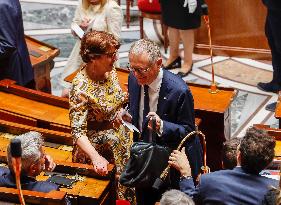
159,129,209,180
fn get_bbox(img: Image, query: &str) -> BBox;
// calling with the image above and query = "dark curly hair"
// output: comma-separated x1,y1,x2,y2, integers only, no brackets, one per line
239,127,275,174
80,30,120,63
222,137,241,170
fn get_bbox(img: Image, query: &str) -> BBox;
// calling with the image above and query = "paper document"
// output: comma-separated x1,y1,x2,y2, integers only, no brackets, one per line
122,120,140,133
71,23,84,39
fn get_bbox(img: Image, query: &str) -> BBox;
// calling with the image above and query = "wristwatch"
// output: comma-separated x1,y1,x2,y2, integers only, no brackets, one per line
180,175,192,181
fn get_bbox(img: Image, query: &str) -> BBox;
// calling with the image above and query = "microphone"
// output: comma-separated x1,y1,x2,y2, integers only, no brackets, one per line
11,138,25,205
11,139,22,158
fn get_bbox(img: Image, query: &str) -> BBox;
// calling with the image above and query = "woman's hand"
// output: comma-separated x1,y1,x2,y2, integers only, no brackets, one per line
80,18,91,31
91,155,109,176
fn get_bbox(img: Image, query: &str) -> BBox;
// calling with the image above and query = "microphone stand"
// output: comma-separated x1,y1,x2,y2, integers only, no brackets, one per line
11,139,25,205
201,4,219,94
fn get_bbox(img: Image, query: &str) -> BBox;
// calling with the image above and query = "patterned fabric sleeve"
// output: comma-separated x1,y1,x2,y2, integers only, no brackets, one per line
69,78,89,144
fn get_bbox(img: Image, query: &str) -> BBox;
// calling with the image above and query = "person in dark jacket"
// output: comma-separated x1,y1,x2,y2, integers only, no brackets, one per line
169,127,278,205
0,131,57,193
0,0,34,87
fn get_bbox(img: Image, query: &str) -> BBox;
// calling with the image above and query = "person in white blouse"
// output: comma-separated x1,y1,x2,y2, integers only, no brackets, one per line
60,0,123,97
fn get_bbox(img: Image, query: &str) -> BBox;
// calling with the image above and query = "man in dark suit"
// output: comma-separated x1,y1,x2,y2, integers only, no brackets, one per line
169,127,277,205
0,131,58,193
257,0,281,111
126,39,202,205
0,0,34,87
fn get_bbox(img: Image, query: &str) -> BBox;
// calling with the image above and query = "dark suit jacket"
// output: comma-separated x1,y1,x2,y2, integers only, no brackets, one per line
180,167,278,205
262,0,281,10
128,69,202,178
0,167,59,193
0,0,34,86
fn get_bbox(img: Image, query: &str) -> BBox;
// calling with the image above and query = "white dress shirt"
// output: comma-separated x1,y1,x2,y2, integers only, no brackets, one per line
138,68,163,134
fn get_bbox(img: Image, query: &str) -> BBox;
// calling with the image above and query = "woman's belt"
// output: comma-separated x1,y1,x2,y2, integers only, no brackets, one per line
87,120,115,131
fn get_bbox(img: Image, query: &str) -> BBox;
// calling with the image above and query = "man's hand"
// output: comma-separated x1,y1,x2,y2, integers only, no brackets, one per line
113,107,132,129
91,155,109,176
183,0,197,13
44,154,56,172
147,112,162,132
168,147,192,177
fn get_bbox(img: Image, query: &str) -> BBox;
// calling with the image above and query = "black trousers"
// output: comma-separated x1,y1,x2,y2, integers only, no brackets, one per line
265,9,281,85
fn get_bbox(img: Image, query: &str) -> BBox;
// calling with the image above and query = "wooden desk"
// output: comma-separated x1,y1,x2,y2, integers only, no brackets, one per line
195,0,270,60
189,83,236,171
0,132,116,205
0,79,70,133
25,35,60,93
253,124,281,157
275,96,281,128
0,187,66,205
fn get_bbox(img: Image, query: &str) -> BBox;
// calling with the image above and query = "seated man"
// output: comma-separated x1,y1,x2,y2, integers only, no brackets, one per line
0,131,57,192
169,127,278,205
221,137,240,170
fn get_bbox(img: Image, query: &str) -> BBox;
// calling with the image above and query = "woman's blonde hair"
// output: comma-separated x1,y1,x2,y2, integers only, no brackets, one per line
82,0,107,11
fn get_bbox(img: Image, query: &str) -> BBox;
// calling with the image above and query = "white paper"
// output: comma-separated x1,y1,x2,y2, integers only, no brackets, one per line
122,120,140,133
71,23,84,39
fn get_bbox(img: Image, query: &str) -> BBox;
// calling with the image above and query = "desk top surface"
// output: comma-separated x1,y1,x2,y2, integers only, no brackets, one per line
25,35,59,67
0,91,69,126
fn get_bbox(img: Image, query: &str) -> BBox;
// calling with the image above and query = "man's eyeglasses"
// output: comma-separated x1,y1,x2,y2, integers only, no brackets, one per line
127,63,152,74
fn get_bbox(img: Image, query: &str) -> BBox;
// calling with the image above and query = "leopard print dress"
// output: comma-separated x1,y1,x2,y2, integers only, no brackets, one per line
69,67,135,203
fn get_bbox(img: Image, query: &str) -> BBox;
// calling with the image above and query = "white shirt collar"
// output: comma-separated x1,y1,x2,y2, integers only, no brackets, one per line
148,68,163,92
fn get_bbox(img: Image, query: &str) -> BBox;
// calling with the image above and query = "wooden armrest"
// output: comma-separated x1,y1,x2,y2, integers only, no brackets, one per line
0,187,66,205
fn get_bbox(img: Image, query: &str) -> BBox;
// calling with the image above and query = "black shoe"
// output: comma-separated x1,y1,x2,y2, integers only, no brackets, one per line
177,64,193,78
163,56,181,70
265,102,277,112
257,82,281,93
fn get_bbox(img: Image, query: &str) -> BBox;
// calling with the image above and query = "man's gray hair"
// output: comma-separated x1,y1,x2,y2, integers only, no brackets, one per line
129,39,161,64
7,131,44,174
160,189,195,205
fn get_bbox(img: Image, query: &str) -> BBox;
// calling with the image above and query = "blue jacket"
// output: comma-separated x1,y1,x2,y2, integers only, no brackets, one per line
0,0,34,86
128,69,202,178
0,167,59,193
180,167,278,205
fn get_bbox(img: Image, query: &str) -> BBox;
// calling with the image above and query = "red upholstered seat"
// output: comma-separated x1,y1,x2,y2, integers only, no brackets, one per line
137,0,161,13
116,200,131,205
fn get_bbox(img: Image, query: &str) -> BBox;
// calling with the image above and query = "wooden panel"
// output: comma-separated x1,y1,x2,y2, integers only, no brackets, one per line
26,35,60,93
195,0,270,60
253,124,281,157
0,187,66,205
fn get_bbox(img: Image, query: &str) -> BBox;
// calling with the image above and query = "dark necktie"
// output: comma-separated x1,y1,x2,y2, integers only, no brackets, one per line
142,85,150,140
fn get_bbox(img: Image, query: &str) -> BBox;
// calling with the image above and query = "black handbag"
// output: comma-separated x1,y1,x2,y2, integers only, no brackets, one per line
120,141,171,188
120,117,171,188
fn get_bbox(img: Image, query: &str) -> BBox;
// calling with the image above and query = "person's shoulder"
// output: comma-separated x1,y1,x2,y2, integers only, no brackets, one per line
163,69,189,92
105,0,121,9
0,0,12,11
